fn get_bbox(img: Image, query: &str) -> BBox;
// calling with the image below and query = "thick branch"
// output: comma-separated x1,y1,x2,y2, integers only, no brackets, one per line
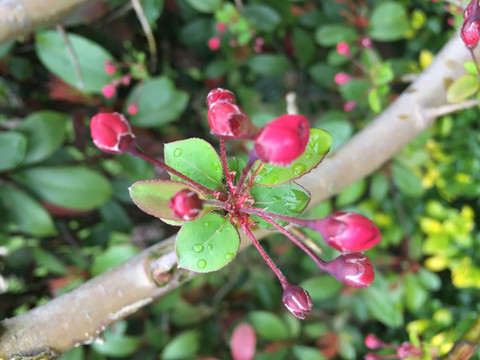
0,0,93,45
0,35,477,358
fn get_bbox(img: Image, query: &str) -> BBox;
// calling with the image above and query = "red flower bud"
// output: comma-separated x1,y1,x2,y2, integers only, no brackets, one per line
104,60,116,75
168,189,204,220
282,284,313,320
206,88,236,108
308,212,381,253
208,37,221,51
127,103,138,115
326,252,375,288
365,334,385,349
461,19,480,49
216,22,227,33
254,114,309,166
334,72,351,85
207,101,253,139
397,342,422,359
336,42,351,56
364,353,382,360
90,112,136,154
102,84,116,98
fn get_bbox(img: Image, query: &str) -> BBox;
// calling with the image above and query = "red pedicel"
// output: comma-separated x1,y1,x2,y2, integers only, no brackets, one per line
90,112,135,154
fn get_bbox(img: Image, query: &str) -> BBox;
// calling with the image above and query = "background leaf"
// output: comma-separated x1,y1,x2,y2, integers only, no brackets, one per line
368,2,409,41
0,132,26,171
446,74,479,103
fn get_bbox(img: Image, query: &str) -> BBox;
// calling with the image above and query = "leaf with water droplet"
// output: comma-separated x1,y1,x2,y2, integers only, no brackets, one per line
250,182,310,229
164,138,224,191
129,180,212,223
254,129,332,186
176,212,240,273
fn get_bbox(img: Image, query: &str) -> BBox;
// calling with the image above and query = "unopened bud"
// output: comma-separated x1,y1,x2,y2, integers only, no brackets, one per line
90,112,136,154
206,88,236,108
207,101,253,139
336,42,351,56
282,284,313,320
168,189,204,221
365,334,385,349
325,252,375,288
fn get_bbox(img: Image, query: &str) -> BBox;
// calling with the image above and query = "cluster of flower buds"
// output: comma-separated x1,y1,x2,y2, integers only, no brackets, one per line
461,0,480,50
364,333,424,359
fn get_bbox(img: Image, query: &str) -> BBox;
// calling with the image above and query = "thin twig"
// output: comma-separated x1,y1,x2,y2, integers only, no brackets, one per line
131,0,157,73
56,24,84,90
425,98,478,119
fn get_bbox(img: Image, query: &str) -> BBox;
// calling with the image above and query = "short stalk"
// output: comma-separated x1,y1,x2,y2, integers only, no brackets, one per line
128,146,219,198
242,206,311,227
256,214,327,271
241,223,289,289
219,139,234,190
233,150,258,195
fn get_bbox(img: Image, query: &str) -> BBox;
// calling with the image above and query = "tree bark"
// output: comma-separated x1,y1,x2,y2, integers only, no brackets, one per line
0,34,477,358
0,0,92,44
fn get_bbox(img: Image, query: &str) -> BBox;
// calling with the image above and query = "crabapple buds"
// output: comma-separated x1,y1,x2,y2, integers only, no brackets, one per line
253,114,310,166
168,189,203,220
208,37,221,51
365,334,385,349
325,252,375,288
104,60,116,75
282,284,313,320
334,72,351,85
461,0,480,49
102,84,116,98
207,100,252,139
90,112,136,154
307,212,381,253
206,88,236,108
364,353,382,360
336,42,351,56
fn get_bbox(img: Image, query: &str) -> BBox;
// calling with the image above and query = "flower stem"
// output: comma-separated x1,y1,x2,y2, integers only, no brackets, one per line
241,223,289,289
233,150,258,195
256,214,327,271
219,139,234,190
128,146,219,198
242,206,312,227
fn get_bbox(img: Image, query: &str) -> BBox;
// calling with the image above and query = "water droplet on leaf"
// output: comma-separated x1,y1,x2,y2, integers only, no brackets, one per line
225,253,234,260
207,244,213,250
173,148,182,157
193,244,204,253
293,164,307,176
272,196,281,201
305,153,312,160
205,221,210,227
197,259,207,269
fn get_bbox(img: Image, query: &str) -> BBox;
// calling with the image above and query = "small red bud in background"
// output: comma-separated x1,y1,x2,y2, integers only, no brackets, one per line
365,334,385,349
359,36,372,49
216,22,227,33
307,212,381,253
208,37,221,51
168,189,204,220
336,42,351,56
230,323,256,360
127,103,138,115
208,101,253,139
104,60,116,75
364,353,382,360
254,114,310,166
90,112,136,154
254,37,264,53
121,75,131,86
282,284,313,319
334,72,351,85
102,84,116,98
343,101,357,112
325,252,375,288
207,88,236,108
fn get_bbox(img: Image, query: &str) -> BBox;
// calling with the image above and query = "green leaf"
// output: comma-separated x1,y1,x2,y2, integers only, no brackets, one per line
35,30,114,93
129,180,210,222
176,212,240,273
32,247,68,275
368,2,409,41
392,162,424,198
404,273,428,312
370,172,389,202
92,322,142,357
292,345,326,360
143,0,164,25
339,79,370,101
314,24,357,46
0,185,56,237
374,62,395,86
16,111,68,165
300,276,343,301
364,285,403,327
248,55,290,77
185,0,221,13
162,330,200,360
446,74,480,103
91,244,140,276
248,311,290,341
317,111,353,152
164,138,224,191
250,182,310,229
255,129,332,186
309,62,336,87
127,76,189,127
243,4,281,32
293,28,316,66
336,179,366,207
11,166,113,210
0,132,26,171
368,88,382,113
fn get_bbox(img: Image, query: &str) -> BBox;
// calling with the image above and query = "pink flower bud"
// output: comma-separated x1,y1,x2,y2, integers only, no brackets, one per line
90,112,136,154
336,42,351,56
207,101,253,139
308,212,381,253
254,114,310,166
254,37,264,53
334,72,351,85
364,353,382,360
365,334,385,349
461,19,480,49
397,342,422,359
121,75,131,86
343,101,357,112
464,0,476,19
325,252,375,289
359,36,372,49
168,189,203,220
216,22,227,33
104,60,116,75
208,37,221,51
102,84,117,98
206,88,236,108
127,103,138,115
282,284,313,320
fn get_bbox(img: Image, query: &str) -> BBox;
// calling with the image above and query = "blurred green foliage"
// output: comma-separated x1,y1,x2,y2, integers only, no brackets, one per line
1,0,480,359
